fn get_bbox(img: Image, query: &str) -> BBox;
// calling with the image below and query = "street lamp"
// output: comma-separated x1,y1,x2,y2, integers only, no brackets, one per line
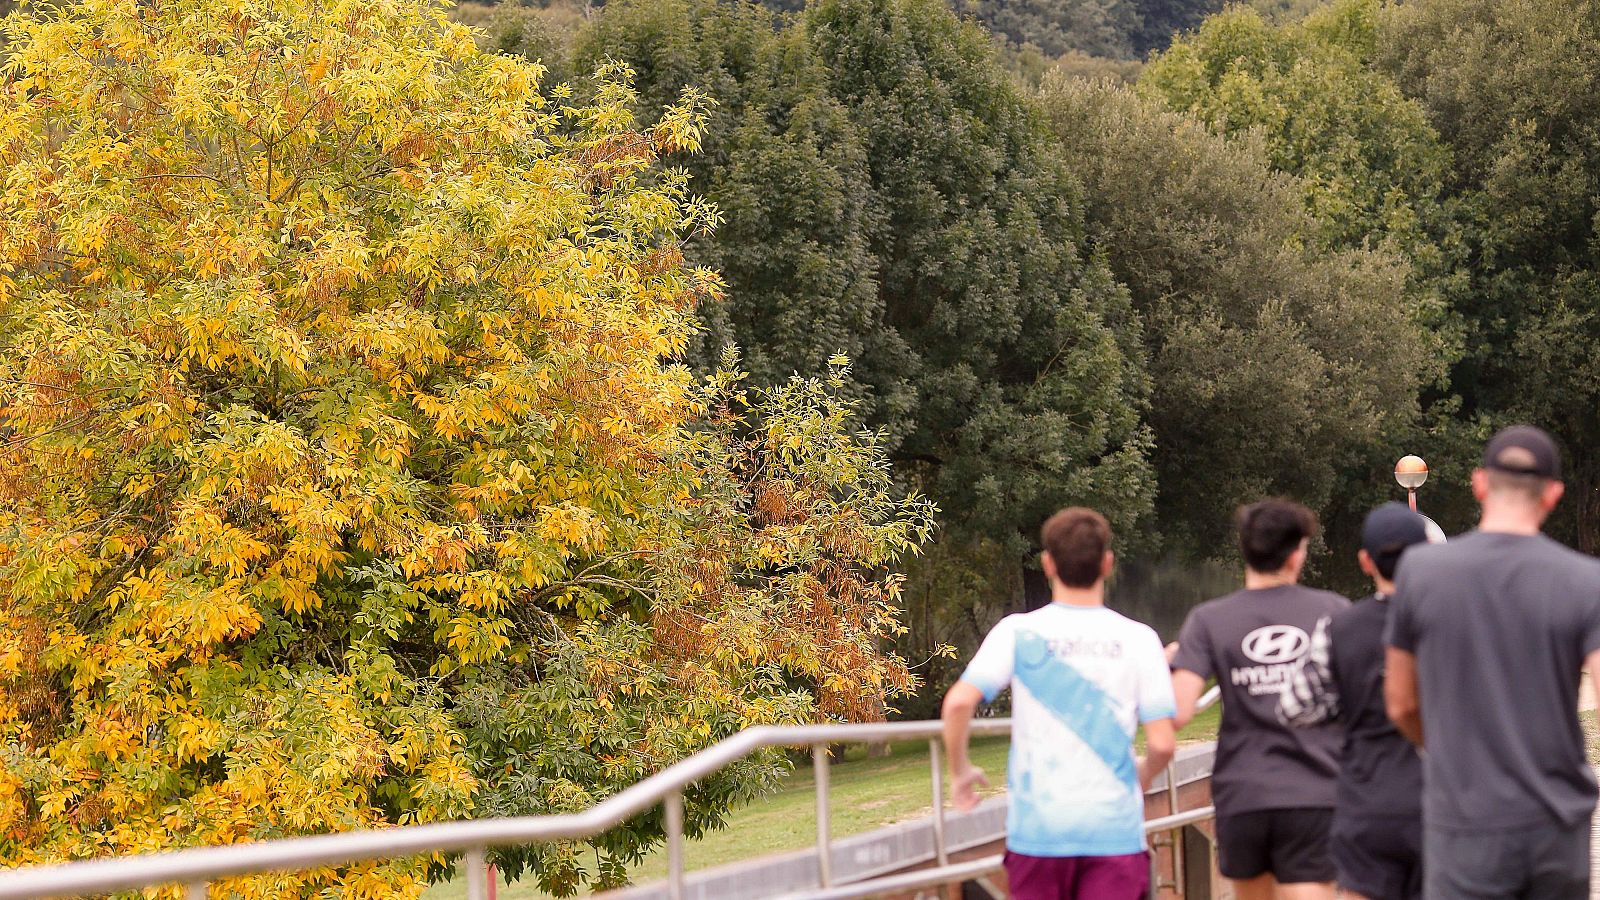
1395,455,1428,512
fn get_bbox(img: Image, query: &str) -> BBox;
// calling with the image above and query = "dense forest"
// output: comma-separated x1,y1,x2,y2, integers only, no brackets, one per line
457,0,1600,712
466,0,1238,63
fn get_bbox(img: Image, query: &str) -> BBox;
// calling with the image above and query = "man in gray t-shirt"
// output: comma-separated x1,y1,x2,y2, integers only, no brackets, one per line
1386,425,1600,899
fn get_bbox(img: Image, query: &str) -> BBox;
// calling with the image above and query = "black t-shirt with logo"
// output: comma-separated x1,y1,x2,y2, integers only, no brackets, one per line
1328,595,1422,822
1172,585,1349,816
1387,531,1600,832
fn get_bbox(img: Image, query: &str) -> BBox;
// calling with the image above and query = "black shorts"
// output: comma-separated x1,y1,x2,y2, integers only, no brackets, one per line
1215,808,1335,883
1424,821,1589,899
1332,814,1422,899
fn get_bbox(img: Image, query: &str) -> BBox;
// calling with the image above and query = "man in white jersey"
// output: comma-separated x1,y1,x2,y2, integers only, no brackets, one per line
942,507,1178,899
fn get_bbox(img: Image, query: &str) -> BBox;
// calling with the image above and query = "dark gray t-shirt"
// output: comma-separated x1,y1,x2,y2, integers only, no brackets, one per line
1387,531,1600,831
1327,595,1422,822
1172,585,1349,816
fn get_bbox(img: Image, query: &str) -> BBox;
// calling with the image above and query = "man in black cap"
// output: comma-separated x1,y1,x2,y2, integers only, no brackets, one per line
1386,425,1600,899
1278,503,1433,900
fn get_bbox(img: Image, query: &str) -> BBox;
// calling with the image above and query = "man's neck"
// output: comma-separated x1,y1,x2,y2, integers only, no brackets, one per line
1050,584,1105,608
1478,506,1543,536
1244,569,1298,590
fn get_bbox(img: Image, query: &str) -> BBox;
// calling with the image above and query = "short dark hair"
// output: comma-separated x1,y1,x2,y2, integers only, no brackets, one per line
1042,507,1112,588
1236,499,1317,573
1484,468,1549,503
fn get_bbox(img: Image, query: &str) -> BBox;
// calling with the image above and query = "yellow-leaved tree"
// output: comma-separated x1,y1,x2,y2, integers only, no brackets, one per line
0,0,934,895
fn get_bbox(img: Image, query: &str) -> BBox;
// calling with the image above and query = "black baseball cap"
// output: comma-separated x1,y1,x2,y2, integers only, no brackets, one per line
1362,502,1430,580
1482,425,1561,480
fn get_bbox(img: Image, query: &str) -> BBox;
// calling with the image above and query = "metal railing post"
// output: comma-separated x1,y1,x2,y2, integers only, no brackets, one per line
929,738,948,867
1166,763,1179,814
813,743,832,888
665,790,686,900
1170,826,1186,893
1167,762,1184,893
465,847,489,900
186,882,207,900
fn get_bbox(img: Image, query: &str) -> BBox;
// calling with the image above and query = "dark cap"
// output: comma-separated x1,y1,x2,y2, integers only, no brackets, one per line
1483,425,1561,480
1362,502,1430,580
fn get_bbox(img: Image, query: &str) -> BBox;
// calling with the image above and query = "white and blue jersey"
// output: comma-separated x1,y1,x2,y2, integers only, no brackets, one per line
960,604,1175,857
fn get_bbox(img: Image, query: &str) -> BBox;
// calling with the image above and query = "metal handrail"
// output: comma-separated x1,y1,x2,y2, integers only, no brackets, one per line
0,687,1223,900
781,805,1224,900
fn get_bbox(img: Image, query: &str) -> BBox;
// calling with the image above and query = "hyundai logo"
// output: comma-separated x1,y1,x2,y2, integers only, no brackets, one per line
1241,625,1310,664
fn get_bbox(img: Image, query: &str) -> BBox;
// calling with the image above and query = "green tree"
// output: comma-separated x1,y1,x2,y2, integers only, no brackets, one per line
1038,80,1441,557
1378,0,1600,549
1141,0,1452,257
1001,45,1145,87
0,0,932,894
571,0,903,421
1132,0,1219,55
568,0,1155,705
1135,0,1484,562
577,0,1156,561
951,0,1142,59
456,2,579,85
804,0,1156,553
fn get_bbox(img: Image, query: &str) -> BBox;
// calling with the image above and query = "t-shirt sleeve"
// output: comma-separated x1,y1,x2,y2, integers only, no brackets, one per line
1581,574,1600,657
959,616,1017,703
1169,607,1213,680
1135,628,1177,723
1386,566,1419,653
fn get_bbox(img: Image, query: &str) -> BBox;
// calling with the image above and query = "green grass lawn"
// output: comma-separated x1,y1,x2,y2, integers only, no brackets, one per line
1176,701,1222,746
425,705,1222,898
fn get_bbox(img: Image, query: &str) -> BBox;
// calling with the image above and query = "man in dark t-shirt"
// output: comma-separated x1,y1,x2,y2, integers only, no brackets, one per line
1279,503,1432,900
1386,425,1600,899
1171,499,1347,900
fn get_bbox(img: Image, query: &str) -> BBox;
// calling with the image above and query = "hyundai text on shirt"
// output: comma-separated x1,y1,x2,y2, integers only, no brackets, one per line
959,604,1176,857
1170,585,1348,816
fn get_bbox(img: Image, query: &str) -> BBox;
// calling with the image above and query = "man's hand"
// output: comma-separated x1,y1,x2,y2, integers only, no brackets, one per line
951,764,990,812
1171,668,1207,730
942,680,984,811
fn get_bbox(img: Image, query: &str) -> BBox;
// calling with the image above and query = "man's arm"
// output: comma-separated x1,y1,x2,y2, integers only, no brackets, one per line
1171,669,1207,730
1384,647,1423,746
1586,650,1600,712
1138,718,1177,791
1166,613,1215,731
941,681,990,812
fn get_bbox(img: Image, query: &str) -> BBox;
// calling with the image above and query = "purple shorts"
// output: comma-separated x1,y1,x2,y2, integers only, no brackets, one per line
1003,850,1151,900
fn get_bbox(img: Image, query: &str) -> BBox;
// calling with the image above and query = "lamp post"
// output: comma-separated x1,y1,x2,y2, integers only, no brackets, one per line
1395,455,1428,512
